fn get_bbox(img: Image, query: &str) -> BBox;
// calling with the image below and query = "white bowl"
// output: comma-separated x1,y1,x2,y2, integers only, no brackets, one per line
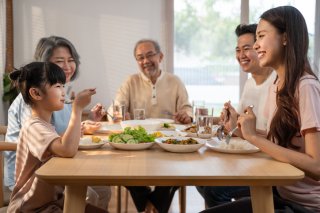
155,137,206,153
120,120,162,131
108,142,155,150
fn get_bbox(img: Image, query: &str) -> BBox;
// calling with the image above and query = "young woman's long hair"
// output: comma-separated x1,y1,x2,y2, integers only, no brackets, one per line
263,6,317,149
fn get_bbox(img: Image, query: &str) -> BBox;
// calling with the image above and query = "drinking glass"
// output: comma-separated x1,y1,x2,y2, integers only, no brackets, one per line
196,115,214,138
113,101,126,122
134,108,146,120
192,100,205,118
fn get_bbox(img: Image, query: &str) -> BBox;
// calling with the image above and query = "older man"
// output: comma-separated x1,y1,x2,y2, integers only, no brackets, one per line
110,39,192,213
110,39,192,124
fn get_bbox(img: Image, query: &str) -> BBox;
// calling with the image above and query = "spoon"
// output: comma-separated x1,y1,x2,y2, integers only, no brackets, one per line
216,125,225,141
225,126,238,144
224,105,254,144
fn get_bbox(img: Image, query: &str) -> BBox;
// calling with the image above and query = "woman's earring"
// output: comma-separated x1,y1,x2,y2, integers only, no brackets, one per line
283,42,287,46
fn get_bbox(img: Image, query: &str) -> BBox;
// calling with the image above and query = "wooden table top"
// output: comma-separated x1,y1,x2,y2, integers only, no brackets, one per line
36,144,304,186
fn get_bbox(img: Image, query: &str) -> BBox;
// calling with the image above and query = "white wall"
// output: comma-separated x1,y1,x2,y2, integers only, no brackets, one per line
12,0,170,111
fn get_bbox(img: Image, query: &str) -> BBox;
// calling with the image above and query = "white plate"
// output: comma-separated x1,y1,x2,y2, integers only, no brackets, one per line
206,137,260,154
148,130,188,137
95,123,122,134
174,124,187,131
155,137,206,153
147,118,175,124
79,137,107,150
185,132,198,137
108,142,155,150
120,120,161,131
158,124,187,131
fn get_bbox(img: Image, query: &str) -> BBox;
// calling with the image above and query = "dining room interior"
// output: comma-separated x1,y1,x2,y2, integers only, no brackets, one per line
0,0,320,213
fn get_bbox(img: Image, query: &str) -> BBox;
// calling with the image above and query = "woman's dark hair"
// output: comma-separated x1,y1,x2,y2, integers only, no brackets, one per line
34,36,80,81
9,62,66,105
263,6,317,149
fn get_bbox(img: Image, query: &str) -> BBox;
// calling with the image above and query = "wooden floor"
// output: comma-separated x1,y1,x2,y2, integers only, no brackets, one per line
108,186,205,213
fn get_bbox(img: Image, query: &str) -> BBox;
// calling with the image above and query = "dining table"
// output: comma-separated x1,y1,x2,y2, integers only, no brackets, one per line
35,132,304,213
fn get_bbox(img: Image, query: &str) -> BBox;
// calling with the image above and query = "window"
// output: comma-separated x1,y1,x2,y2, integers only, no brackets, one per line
174,0,316,116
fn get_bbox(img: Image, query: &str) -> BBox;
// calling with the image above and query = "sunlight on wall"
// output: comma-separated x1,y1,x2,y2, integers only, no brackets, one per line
31,6,45,49
99,14,149,105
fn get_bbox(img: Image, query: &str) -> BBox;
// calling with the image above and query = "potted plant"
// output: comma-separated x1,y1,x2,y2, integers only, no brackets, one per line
2,73,18,105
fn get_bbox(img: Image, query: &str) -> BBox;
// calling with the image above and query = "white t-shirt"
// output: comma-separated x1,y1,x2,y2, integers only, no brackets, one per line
238,71,276,131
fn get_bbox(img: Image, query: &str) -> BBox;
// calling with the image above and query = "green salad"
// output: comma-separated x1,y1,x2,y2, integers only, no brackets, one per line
109,126,155,144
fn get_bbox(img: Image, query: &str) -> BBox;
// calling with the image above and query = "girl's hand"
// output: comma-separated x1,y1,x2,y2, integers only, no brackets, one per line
237,106,257,140
73,88,96,110
90,103,106,121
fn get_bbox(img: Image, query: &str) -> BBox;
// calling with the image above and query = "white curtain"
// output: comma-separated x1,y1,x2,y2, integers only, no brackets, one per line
13,0,170,109
0,0,6,125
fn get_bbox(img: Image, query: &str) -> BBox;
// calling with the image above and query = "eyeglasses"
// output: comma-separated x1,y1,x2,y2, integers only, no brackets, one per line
136,52,159,62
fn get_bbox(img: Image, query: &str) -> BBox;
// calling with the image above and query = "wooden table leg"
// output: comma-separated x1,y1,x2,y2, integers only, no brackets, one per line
64,185,87,213
116,186,122,213
250,186,274,213
179,186,186,213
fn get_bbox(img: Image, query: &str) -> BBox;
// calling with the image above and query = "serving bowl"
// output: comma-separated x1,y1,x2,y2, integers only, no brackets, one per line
120,120,162,131
155,136,206,153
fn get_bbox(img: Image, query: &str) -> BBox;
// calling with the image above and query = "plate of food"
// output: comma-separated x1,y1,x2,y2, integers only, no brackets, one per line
147,118,175,124
108,126,155,150
155,136,206,153
95,122,122,134
206,137,260,154
120,120,162,131
182,125,198,137
79,136,107,150
148,130,188,138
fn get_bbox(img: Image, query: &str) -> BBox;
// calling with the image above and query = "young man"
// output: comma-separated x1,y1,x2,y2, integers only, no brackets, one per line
197,24,276,208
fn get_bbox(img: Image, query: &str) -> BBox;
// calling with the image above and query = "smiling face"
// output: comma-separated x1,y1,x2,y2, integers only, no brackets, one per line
38,82,65,111
254,19,286,70
135,41,163,79
235,33,260,74
49,47,76,83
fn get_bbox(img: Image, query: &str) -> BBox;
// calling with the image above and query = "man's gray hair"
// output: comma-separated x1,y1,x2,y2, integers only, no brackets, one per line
133,39,161,56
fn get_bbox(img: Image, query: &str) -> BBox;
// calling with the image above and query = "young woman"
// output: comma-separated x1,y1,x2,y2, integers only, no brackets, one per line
5,36,110,209
7,62,106,213
202,6,320,213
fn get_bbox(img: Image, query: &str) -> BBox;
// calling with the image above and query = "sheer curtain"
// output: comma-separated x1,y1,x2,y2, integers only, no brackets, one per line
0,0,6,124
12,0,171,110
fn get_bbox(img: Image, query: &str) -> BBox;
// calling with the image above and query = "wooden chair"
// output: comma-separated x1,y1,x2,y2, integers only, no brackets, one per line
0,125,17,212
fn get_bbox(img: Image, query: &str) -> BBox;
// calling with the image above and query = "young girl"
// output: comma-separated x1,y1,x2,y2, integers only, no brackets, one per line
7,62,106,213
5,36,110,210
202,6,320,213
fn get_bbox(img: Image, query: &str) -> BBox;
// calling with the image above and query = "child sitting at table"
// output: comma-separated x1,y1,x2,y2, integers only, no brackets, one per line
7,62,107,213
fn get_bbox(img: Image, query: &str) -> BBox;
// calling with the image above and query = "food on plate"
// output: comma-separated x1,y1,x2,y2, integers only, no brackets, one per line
217,139,256,150
161,123,175,130
151,131,165,138
109,126,155,144
91,136,102,143
183,125,197,133
199,126,212,134
163,138,198,145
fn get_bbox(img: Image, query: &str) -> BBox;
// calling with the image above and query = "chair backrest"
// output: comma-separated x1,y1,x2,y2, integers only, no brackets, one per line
0,125,17,208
